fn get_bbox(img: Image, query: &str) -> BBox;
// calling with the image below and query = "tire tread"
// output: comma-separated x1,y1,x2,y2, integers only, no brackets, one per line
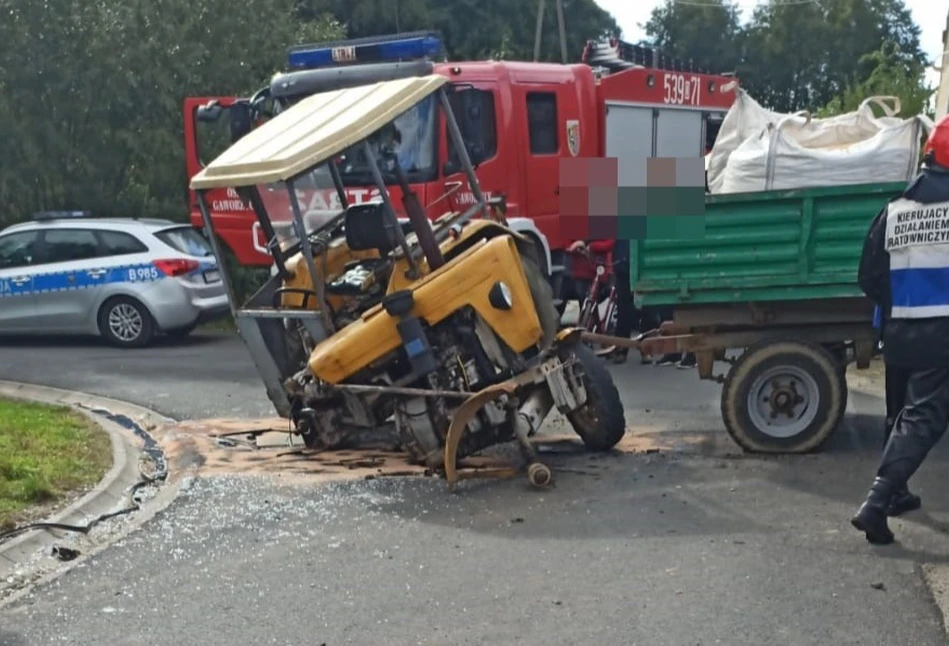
721,339,844,453
566,344,626,451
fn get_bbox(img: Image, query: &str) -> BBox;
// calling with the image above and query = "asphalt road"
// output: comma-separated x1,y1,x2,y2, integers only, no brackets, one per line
2,331,949,645
0,332,274,419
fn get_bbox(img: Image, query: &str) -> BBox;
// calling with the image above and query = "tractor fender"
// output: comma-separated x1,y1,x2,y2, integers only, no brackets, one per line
507,217,552,278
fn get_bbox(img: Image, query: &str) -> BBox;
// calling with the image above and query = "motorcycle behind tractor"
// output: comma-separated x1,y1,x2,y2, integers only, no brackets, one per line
189,74,627,491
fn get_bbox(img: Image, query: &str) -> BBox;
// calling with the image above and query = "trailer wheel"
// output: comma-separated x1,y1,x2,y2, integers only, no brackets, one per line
721,340,845,453
833,360,849,430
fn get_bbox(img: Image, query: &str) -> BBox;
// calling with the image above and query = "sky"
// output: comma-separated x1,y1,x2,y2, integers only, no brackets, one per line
592,0,947,88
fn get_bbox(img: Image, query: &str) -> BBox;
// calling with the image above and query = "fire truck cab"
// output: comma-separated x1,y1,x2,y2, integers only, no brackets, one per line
183,32,736,303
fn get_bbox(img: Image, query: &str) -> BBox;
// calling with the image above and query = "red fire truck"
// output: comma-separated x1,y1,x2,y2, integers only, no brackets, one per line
183,32,736,302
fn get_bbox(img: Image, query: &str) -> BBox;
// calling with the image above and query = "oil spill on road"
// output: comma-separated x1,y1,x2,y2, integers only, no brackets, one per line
150,413,737,486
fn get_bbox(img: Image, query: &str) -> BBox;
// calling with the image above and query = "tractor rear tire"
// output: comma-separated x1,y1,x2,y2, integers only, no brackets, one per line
564,343,627,451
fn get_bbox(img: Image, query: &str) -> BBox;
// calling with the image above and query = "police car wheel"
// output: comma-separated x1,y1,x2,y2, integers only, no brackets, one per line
97,296,155,348
721,339,844,454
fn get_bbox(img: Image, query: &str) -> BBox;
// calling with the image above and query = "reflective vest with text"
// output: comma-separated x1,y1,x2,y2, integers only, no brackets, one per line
886,197,949,318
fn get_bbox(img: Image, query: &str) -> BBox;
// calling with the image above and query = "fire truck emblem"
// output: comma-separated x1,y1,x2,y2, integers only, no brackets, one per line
566,120,580,157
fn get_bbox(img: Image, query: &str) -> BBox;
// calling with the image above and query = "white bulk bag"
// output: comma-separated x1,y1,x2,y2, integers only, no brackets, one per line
707,87,933,194
706,86,777,193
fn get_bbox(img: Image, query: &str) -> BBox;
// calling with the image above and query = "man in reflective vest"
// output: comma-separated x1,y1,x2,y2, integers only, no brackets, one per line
851,115,949,544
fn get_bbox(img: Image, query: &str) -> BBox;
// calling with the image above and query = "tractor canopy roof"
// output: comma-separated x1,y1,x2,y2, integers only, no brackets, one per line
190,74,447,190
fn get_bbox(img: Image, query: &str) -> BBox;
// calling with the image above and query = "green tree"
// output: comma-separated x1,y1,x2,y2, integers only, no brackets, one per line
820,43,934,119
740,0,925,112
297,0,619,62
642,0,743,73
0,0,343,228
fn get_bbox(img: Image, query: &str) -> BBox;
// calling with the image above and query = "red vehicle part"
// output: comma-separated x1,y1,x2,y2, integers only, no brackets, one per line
574,249,619,349
183,35,736,275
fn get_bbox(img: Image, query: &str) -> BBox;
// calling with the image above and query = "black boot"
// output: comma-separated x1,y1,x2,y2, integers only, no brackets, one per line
887,488,922,517
851,477,896,545
880,418,922,517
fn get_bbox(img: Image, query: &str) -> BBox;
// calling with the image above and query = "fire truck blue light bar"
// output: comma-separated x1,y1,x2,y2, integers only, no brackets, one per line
287,33,444,70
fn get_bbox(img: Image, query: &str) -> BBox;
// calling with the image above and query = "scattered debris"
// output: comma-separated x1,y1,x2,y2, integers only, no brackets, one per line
49,546,80,562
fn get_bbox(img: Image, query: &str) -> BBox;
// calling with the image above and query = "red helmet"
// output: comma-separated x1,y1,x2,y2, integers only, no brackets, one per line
923,115,949,169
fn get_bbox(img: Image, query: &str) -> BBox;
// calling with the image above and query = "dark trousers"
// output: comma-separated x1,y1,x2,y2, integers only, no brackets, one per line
639,306,672,331
877,364,949,490
613,258,634,338
884,364,911,446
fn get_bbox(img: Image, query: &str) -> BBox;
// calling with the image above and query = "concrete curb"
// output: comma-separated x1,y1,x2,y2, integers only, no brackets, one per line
0,381,175,585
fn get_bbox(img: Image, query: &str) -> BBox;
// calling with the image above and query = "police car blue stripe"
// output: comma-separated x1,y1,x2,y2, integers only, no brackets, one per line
0,277,32,298
890,266,949,309
0,260,218,299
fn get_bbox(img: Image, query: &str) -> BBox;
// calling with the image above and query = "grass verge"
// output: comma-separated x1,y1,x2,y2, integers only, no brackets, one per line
0,398,111,530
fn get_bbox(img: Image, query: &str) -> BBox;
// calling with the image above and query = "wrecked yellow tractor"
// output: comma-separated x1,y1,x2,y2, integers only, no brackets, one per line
189,75,627,490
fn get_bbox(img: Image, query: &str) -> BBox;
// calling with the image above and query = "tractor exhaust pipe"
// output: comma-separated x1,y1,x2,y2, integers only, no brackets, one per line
515,386,554,438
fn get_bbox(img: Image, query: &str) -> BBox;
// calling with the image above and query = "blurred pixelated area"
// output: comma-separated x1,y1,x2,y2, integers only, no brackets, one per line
559,156,706,240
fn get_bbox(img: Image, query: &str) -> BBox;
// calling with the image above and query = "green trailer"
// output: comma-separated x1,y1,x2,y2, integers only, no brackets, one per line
628,181,906,454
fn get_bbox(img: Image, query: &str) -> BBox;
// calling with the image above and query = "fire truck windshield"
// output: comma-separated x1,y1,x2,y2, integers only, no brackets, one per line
254,93,437,252
332,95,437,185
256,165,340,253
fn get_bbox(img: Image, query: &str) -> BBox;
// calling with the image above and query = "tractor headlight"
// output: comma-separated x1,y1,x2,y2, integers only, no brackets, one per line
489,281,513,310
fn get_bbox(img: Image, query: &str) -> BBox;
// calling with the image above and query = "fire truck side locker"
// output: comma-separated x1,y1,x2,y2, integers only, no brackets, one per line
604,103,707,160
656,109,704,157
604,103,653,159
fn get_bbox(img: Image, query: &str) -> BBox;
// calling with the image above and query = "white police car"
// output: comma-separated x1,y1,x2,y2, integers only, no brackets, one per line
0,212,230,348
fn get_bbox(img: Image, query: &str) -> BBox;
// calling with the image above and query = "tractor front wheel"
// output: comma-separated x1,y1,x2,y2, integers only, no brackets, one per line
563,343,627,451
